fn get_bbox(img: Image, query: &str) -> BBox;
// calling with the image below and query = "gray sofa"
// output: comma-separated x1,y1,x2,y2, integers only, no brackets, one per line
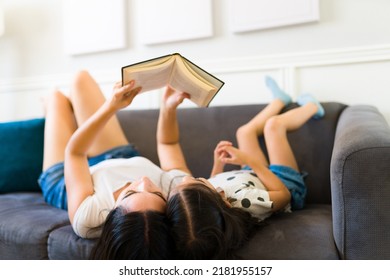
1,102,389,260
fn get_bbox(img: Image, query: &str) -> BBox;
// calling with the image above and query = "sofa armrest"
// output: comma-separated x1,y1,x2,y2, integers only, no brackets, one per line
331,105,390,259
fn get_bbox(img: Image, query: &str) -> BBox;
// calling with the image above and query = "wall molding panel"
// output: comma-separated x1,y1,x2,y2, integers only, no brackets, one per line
1,44,390,122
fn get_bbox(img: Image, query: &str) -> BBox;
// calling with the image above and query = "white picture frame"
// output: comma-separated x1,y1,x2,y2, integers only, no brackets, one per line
0,7,4,37
136,0,213,45
63,0,126,55
230,0,320,33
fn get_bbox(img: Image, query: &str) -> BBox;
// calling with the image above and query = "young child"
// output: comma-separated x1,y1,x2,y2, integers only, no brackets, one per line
208,76,325,219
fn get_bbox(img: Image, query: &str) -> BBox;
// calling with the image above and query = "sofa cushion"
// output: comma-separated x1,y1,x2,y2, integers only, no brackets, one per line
0,118,44,193
48,225,96,260
236,204,339,259
0,193,69,260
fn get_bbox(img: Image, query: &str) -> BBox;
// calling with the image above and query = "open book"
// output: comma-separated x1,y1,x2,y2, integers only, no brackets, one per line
121,53,224,107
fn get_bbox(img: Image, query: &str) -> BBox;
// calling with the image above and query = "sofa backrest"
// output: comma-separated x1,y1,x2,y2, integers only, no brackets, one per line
117,102,347,204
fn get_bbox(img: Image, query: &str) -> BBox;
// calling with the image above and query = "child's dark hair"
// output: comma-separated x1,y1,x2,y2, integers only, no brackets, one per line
166,183,259,259
90,207,174,260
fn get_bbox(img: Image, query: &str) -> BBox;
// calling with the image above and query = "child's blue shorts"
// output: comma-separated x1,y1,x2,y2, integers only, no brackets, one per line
269,165,307,210
38,144,139,210
243,164,307,210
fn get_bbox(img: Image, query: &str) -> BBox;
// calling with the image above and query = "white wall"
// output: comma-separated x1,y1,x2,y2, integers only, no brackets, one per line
1,0,390,124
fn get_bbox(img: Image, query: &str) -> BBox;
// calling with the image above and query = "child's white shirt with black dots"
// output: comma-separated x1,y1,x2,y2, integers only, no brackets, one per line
208,169,274,220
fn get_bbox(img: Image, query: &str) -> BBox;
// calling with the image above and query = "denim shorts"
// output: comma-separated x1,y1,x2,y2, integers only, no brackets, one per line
38,144,140,210
269,165,307,210
242,164,307,210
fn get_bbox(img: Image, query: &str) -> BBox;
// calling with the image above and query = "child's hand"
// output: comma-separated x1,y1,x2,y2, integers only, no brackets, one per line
218,145,250,167
109,80,142,110
214,141,233,165
162,86,190,110
211,141,232,177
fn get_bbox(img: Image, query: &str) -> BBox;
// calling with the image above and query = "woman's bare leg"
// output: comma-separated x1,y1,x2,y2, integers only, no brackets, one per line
68,70,129,157
264,102,319,171
42,90,77,171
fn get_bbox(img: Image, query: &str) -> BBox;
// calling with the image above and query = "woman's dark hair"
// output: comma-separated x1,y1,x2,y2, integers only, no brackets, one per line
166,184,260,259
90,207,174,260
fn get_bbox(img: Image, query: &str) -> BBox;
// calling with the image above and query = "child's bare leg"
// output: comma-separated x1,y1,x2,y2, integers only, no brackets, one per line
236,76,292,166
236,99,286,166
42,90,77,171
264,96,324,170
68,70,129,156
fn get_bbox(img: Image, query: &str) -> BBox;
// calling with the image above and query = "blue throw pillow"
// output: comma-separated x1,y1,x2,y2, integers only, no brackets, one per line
0,118,44,193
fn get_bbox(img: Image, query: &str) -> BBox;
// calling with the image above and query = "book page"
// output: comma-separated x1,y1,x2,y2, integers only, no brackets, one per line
182,57,224,89
122,56,175,92
170,58,216,107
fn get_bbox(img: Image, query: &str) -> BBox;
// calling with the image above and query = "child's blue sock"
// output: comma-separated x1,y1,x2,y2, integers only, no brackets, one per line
265,76,292,105
297,93,325,119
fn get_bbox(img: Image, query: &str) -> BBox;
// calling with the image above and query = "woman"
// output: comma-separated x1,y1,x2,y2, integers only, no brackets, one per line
166,76,325,259
38,70,192,259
